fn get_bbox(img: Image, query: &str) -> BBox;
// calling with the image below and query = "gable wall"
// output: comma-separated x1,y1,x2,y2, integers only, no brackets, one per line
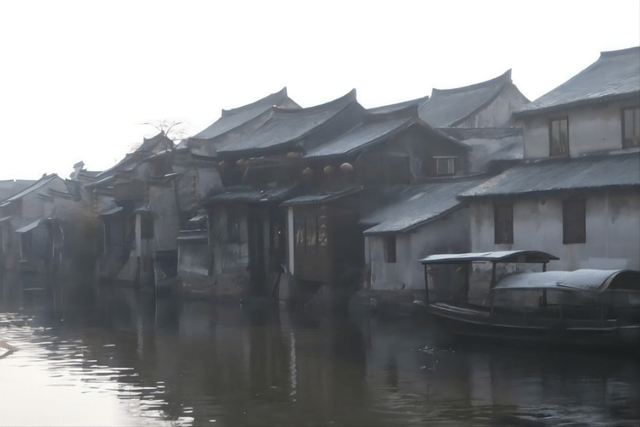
457,84,530,128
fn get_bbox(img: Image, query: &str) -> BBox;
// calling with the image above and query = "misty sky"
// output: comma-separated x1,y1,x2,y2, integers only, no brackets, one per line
0,0,638,180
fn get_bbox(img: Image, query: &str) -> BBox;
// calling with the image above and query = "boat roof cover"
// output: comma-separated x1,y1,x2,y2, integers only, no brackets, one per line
493,269,639,292
420,250,558,264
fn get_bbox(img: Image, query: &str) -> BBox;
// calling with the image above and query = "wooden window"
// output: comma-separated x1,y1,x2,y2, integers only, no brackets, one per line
306,216,317,254
494,203,513,244
384,235,396,263
549,118,569,157
294,217,305,250
435,157,457,175
622,107,640,148
317,215,328,246
227,215,241,243
563,198,586,244
271,222,282,250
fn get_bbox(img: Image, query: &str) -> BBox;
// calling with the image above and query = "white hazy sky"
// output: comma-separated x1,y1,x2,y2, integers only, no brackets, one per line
0,0,638,180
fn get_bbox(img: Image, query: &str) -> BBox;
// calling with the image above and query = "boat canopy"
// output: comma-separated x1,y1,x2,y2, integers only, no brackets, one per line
419,250,558,265
493,269,640,293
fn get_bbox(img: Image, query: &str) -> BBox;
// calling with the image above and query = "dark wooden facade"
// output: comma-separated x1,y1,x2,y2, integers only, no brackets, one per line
287,191,363,285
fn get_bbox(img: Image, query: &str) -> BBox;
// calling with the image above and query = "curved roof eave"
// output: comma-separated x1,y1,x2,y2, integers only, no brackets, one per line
217,90,359,157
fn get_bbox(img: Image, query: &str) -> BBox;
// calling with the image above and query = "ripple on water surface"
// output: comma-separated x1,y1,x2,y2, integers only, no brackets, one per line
1,302,639,426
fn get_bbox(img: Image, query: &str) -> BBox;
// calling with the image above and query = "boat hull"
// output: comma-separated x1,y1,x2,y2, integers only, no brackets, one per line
426,304,640,348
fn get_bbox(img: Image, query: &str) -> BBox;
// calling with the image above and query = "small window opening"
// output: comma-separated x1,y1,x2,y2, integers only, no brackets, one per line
384,235,396,263
435,157,457,175
494,203,513,244
549,118,569,157
563,197,586,244
622,107,640,148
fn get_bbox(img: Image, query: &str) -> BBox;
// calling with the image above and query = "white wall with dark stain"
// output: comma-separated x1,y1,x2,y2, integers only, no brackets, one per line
469,191,640,272
521,99,640,159
366,207,471,291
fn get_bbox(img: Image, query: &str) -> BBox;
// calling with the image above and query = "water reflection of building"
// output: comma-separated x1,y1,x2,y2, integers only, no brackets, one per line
22,287,640,426
0,173,101,310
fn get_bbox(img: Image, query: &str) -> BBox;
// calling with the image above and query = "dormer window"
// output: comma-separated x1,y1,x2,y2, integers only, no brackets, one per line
549,118,569,157
435,156,457,175
622,107,640,148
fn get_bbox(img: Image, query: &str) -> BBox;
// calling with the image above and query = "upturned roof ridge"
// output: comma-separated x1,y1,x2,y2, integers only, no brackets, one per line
270,89,357,116
431,70,512,96
599,45,640,58
221,88,297,117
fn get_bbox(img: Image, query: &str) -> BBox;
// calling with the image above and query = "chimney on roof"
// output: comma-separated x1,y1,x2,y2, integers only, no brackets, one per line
69,161,85,180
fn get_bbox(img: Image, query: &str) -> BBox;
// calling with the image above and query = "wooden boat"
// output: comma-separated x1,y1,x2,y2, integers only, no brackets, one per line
418,251,640,347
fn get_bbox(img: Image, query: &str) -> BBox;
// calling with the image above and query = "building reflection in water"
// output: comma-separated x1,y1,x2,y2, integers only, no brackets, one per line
1,283,638,426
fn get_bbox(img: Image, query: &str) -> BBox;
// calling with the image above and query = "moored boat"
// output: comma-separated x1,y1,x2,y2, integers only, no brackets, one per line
418,251,640,347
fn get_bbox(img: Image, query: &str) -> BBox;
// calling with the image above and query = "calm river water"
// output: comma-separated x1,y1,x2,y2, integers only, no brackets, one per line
1,287,639,426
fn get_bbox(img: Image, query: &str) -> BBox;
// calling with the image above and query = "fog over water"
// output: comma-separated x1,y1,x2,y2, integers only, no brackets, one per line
1,287,639,426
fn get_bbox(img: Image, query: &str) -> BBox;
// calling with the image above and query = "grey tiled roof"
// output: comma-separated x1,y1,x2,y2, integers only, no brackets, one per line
437,127,523,140
218,90,358,156
367,95,429,114
362,177,489,235
304,106,417,159
458,152,640,199
96,132,172,178
191,88,300,141
437,127,524,170
0,180,36,203
137,131,173,153
207,185,297,204
418,70,513,127
515,47,640,117
1,174,60,203
280,186,362,207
